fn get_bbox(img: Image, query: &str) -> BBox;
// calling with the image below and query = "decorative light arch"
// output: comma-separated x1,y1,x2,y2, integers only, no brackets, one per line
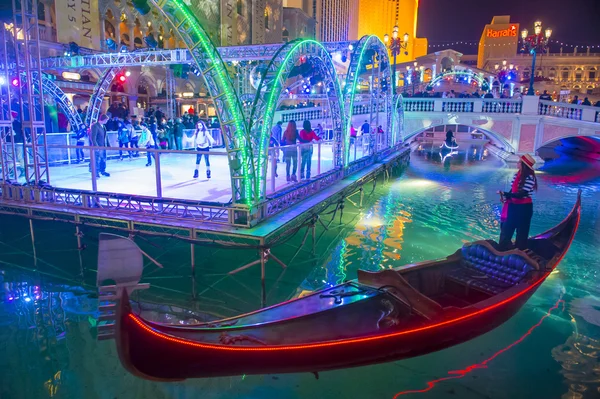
249,39,345,199
427,70,487,89
343,35,392,165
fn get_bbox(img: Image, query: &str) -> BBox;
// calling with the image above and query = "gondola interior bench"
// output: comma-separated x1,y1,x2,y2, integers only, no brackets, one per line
446,241,540,296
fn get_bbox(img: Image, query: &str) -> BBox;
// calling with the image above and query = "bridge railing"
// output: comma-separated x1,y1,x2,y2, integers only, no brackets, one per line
537,100,599,122
404,97,523,114
482,98,522,113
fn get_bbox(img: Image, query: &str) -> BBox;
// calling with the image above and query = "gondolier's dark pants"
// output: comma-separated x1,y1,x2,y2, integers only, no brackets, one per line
499,202,533,250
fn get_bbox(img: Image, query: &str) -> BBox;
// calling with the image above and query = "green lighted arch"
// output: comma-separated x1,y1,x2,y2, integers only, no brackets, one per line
149,0,253,205
343,35,392,165
249,39,345,199
428,70,486,89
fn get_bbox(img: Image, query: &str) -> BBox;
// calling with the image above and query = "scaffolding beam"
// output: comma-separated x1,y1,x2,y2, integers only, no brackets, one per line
31,42,356,71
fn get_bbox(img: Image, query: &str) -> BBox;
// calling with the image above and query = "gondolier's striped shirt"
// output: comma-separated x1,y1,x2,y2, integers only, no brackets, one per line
510,174,536,198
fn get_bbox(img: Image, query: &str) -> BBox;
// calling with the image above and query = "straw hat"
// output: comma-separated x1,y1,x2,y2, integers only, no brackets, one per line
520,154,536,169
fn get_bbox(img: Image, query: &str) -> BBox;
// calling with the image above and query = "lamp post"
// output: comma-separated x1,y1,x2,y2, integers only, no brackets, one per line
383,26,409,94
521,21,552,96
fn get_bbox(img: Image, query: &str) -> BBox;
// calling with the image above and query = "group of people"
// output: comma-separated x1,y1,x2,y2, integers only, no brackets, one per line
87,106,215,180
271,119,322,182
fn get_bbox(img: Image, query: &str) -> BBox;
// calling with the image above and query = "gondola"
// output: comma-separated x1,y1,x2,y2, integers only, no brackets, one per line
96,192,581,381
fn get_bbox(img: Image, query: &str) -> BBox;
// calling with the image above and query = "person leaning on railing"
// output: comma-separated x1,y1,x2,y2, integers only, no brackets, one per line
282,120,299,183
298,120,321,180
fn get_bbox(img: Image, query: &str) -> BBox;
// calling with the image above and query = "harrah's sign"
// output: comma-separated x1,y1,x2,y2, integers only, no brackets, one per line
487,25,518,38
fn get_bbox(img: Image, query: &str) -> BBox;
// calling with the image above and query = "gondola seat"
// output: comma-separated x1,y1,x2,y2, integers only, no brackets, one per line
446,241,540,295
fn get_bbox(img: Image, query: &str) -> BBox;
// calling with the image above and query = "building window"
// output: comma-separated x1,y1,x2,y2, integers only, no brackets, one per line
575,68,583,81
264,8,269,30
589,70,596,80
561,69,569,80
237,0,243,15
523,69,530,79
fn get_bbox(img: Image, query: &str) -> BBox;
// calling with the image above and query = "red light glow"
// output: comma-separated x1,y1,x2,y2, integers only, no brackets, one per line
393,297,565,398
11,78,19,86
119,75,126,82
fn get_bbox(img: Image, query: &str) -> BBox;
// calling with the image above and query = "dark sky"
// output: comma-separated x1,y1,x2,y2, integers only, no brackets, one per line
417,0,600,54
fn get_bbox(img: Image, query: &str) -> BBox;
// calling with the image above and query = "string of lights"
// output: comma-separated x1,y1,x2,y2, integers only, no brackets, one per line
416,39,600,49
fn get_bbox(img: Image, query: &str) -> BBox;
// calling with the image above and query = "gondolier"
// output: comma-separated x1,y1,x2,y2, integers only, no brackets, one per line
498,154,537,250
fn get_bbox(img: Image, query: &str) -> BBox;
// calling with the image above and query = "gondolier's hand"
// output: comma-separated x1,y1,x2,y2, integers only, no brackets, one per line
502,191,514,199
497,190,505,203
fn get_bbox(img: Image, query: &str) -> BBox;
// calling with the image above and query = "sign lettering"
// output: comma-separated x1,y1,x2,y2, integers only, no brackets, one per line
56,0,100,50
486,25,517,38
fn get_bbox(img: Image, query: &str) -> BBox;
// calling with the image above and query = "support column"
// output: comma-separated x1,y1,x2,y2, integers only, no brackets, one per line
99,14,107,51
128,22,136,51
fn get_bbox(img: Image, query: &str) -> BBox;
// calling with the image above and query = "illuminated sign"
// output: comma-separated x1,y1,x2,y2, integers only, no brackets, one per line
487,25,517,38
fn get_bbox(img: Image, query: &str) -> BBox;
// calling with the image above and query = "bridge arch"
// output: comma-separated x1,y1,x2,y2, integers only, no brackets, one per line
403,123,516,153
344,35,392,164
250,39,345,199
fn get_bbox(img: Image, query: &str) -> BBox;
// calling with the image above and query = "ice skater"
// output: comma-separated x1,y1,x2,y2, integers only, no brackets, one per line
193,120,215,179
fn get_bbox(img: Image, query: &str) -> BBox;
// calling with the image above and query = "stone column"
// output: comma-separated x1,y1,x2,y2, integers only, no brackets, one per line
99,14,106,51
128,23,136,51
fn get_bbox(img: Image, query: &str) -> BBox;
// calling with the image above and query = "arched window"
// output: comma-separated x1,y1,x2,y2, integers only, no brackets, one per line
561,68,569,80
237,0,243,15
264,8,270,30
589,67,597,80
548,67,556,79
522,68,530,79
37,2,45,20
575,68,583,81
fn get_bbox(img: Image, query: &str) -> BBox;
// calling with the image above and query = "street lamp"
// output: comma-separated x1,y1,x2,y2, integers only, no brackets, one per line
383,25,409,94
521,21,552,95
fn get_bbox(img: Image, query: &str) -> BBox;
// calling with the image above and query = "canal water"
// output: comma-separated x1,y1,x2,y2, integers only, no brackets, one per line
1,144,599,399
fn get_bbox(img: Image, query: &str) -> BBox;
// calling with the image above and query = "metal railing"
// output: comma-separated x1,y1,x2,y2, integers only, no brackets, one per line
42,129,222,165
266,140,336,195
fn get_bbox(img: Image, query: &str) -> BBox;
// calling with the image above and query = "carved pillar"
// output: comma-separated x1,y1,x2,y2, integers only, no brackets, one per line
128,23,136,51
99,14,106,51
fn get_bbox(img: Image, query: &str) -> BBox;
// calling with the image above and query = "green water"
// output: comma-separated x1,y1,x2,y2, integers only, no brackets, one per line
1,146,599,399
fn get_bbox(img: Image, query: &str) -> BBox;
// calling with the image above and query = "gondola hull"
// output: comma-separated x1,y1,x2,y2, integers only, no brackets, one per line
117,280,539,380
100,192,581,380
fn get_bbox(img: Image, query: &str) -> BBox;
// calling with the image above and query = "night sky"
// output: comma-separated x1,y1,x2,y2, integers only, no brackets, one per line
417,0,600,54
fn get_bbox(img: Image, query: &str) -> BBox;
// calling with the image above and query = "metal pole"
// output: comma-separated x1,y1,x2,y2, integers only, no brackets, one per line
29,218,37,268
270,148,276,193
528,50,537,96
260,248,266,307
90,148,97,191
392,52,397,95
317,141,321,175
154,149,162,198
190,229,196,300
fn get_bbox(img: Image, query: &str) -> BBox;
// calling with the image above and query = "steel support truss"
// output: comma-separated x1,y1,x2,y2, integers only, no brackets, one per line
11,0,49,185
34,42,355,71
